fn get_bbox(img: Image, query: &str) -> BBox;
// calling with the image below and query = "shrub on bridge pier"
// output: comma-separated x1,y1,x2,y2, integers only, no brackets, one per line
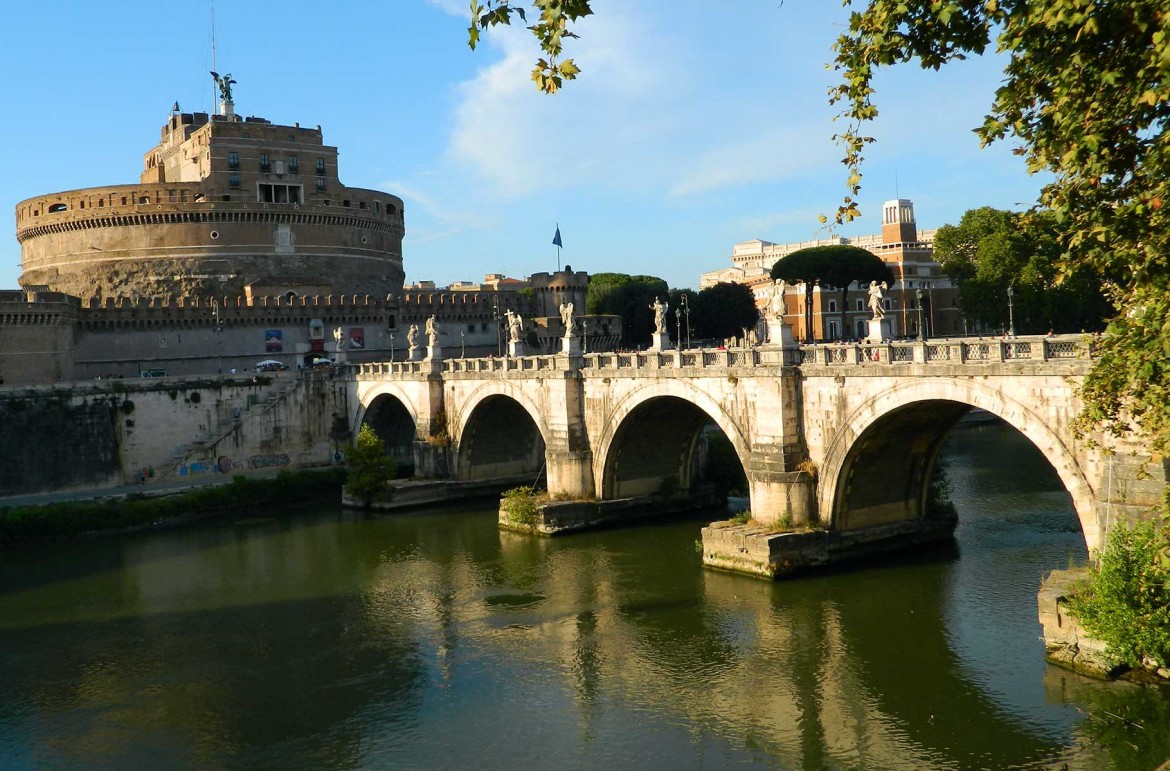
1069,518,1170,671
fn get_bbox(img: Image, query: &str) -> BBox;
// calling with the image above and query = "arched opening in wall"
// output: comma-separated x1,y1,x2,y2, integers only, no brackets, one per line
48,203,67,213
603,396,746,501
457,395,545,482
361,394,416,466
833,405,1082,549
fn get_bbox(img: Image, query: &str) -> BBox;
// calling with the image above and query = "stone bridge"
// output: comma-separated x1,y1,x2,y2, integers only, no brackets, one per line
345,335,1166,555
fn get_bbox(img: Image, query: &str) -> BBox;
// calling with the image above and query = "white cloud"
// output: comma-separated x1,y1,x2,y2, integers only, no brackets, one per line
669,128,838,198
445,3,684,198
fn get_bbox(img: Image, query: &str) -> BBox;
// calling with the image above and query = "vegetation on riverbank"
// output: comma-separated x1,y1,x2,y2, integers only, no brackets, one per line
1069,516,1170,672
0,468,346,546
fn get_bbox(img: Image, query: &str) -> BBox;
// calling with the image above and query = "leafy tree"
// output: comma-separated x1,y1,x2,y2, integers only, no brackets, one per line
1068,518,1170,669
694,282,758,343
467,1,592,93
770,245,891,342
345,424,395,507
587,273,668,347
934,207,1111,334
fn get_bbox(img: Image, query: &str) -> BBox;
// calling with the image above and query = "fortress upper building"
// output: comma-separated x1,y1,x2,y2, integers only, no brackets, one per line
16,96,404,299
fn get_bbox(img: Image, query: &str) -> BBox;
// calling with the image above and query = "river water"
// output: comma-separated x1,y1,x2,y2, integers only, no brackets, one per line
2,421,1169,770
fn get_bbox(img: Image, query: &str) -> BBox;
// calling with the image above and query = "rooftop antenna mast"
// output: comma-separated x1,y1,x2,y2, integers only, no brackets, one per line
210,0,218,112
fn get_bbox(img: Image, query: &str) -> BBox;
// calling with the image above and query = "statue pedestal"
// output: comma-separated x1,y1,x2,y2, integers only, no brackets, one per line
332,350,347,364
507,340,526,357
407,346,423,362
867,318,893,343
767,319,796,348
425,345,443,361
648,331,673,351
561,334,581,356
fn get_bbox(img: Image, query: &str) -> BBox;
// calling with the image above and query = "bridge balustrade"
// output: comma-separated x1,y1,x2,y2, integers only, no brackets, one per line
797,335,1090,368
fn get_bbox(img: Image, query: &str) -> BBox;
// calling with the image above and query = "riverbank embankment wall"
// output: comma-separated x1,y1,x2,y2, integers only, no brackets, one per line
0,373,347,497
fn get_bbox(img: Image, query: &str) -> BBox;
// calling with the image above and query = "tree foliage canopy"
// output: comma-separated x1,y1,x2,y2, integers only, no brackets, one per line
771,245,892,340
694,282,759,342
586,273,668,346
933,207,1111,334
468,0,592,93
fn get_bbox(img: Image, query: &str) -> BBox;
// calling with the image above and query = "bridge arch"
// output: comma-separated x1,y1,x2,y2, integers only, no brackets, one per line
817,378,1098,551
452,383,550,482
354,382,421,460
594,380,751,500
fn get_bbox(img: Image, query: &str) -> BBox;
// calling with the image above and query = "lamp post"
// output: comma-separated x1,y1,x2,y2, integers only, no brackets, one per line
681,293,691,349
389,331,395,361
212,299,222,374
675,307,682,351
915,289,925,342
583,319,589,354
493,296,502,357
1007,284,1016,337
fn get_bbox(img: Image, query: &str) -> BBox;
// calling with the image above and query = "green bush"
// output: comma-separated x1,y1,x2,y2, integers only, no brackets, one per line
1068,518,1170,669
0,468,345,546
501,486,544,527
344,425,396,507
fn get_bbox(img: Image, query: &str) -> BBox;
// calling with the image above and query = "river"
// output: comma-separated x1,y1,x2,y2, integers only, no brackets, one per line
2,420,1169,770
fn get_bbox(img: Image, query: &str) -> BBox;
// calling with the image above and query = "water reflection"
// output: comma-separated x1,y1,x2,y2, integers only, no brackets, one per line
1,422,1168,769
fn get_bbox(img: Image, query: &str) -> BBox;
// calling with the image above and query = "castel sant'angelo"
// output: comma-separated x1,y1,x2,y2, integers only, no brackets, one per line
1,76,606,384
17,76,405,301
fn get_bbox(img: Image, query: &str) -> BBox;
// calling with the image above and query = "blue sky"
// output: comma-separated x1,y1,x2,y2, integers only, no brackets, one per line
0,1,1044,291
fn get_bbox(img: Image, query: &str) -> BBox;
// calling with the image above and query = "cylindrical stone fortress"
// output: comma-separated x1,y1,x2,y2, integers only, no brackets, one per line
17,109,404,299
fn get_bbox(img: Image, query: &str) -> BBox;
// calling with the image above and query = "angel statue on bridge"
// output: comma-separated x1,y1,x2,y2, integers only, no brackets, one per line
406,323,419,351
505,309,523,343
650,297,669,335
868,281,889,320
560,302,575,337
425,315,440,347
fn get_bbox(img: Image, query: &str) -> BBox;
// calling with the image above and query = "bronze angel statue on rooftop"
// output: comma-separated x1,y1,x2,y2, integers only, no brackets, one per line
210,71,236,103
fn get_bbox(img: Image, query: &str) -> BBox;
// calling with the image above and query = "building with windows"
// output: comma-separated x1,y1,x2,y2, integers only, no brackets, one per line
17,99,404,300
701,199,963,341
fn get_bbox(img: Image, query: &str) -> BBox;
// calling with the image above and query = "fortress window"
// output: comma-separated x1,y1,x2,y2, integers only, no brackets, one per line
48,203,67,213
259,153,271,171
121,197,128,205
315,179,326,192
343,200,351,207
373,201,381,213
229,173,240,187
359,201,367,210
316,157,326,174
258,183,303,204
222,195,231,201
228,152,239,169
138,196,150,205
288,156,299,173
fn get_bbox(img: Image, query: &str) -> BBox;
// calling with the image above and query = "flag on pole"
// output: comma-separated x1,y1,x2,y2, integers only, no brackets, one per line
552,225,563,248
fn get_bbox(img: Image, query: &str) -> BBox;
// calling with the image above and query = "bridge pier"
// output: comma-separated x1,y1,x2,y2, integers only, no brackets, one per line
746,469,816,527
546,449,594,499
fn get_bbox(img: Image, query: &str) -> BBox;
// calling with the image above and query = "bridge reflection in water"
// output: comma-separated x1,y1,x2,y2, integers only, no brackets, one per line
2,421,1168,768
